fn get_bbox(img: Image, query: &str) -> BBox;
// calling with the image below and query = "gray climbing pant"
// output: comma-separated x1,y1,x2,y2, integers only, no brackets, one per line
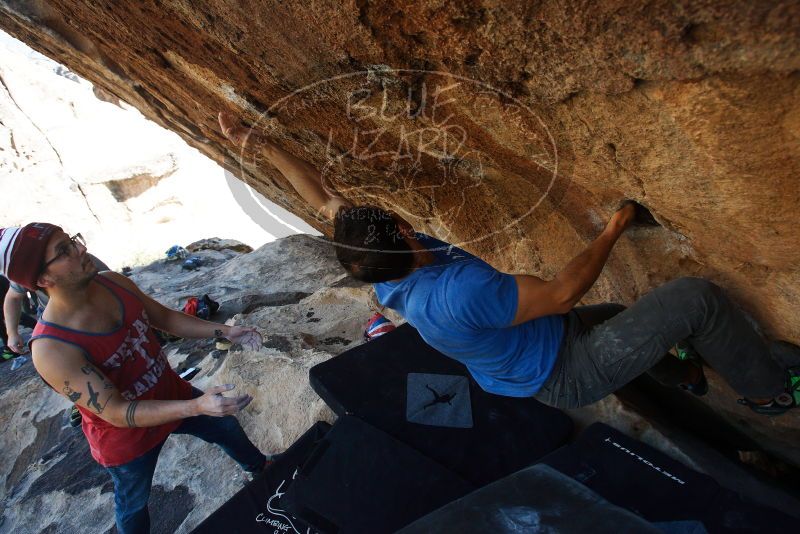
534,277,786,409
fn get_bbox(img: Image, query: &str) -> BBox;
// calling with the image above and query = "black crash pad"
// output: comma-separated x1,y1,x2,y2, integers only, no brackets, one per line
398,464,662,534
540,423,797,533
193,421,331,534
281,416,474,534
309,323,573,486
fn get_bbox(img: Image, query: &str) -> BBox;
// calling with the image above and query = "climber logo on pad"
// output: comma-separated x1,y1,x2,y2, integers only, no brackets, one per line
423,384,457,409
406,373,473,428
227,68,564,250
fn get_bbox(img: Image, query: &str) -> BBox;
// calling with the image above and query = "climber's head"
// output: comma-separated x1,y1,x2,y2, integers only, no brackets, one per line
333,206,416,283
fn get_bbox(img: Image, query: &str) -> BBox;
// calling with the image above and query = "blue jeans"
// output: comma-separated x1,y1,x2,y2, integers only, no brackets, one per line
106,388,266,534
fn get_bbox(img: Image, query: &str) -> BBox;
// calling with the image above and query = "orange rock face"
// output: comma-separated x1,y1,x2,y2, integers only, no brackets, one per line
2,1,799,464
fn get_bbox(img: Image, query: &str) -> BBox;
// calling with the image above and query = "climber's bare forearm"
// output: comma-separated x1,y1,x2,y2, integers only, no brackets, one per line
555,203,635,306
259,140,350,220
554,228,621,307
218,111,349,220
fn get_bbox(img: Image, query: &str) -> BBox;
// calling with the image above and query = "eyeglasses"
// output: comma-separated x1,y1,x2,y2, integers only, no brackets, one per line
41,233,86,272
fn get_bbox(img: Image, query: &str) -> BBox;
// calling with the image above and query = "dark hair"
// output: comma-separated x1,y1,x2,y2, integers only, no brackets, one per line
333,206,415,283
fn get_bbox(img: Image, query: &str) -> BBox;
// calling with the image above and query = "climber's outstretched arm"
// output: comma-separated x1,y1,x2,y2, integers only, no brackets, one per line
511,202,636,324
218,112,351,221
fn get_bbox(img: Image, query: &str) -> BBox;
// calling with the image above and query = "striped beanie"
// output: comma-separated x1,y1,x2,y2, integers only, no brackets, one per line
0,223,61,290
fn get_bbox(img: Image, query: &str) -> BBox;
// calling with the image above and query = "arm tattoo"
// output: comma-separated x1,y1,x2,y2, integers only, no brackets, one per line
86,382,110,414
125,400,140,428
62,381,81,403
214,329,224,338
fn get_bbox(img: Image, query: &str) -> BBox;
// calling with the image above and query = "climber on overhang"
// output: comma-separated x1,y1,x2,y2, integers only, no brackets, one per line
0,223,272,534
219,111,799,416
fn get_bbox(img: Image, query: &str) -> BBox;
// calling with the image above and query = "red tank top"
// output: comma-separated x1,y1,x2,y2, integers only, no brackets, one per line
31,274,192,467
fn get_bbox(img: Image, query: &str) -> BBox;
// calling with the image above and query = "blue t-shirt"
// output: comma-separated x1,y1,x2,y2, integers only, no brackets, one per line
374,234,564,397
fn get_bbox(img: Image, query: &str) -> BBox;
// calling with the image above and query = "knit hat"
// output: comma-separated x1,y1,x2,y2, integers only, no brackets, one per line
0,223,62,290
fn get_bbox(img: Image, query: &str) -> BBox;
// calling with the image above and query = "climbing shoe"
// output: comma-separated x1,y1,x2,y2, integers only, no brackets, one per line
364,313,396,341
738,369,799,416
787,366,800,406
674,340,700,362
678,361,708,397
738,395,795,416
673,341,707,396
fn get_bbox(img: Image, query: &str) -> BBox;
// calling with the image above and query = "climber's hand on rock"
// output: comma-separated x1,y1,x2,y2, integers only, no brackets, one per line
227,326,263,351
219,111,256,147
194,384,253,416
606,200,637,234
